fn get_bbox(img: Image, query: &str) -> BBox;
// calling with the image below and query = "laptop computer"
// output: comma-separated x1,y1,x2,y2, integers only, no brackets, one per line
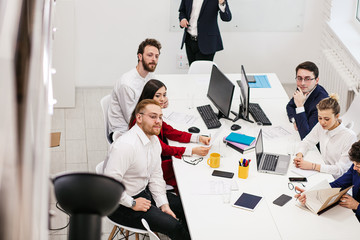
255,129,290,175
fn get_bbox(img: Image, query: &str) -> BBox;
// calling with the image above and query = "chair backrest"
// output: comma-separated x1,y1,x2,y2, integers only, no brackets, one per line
141,219,160,240
100,94,112,144
95,161,104,174
341,94,360,136
188,60,217,74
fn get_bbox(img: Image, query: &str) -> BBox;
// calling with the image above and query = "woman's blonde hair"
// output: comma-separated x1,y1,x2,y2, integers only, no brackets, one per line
316,93,340,115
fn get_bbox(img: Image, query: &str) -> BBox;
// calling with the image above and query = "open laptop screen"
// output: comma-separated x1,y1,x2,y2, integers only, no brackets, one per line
255,130,264,170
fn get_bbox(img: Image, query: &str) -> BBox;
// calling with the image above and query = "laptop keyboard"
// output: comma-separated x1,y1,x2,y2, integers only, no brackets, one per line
262,154,279,171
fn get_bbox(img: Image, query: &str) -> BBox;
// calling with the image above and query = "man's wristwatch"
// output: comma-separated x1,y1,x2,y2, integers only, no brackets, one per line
131,199,136,208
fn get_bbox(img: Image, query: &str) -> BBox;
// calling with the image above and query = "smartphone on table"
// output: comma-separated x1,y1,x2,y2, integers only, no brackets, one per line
289,177,307,182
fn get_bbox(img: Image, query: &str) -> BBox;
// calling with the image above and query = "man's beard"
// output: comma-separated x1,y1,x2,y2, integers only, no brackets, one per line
143,124,161,136
142,58,157,72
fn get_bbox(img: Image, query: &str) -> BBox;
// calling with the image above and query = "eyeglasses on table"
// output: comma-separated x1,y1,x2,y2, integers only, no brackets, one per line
182,157,203,165
288,182,306,194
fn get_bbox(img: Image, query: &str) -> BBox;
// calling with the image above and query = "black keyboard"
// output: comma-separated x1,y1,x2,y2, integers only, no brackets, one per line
196,104,222,129
262,154,279,171
249,103,272,126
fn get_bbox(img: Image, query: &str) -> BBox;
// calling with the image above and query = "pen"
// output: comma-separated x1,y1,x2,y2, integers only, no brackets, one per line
243,159,246,166
246,159,251,167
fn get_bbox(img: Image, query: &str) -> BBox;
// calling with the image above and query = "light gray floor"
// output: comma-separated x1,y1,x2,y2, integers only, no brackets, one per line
49,84,296,240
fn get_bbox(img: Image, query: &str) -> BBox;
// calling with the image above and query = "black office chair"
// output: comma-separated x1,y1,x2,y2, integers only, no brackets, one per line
53,172,124,240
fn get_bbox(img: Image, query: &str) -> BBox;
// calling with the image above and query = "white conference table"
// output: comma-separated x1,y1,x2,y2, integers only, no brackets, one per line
158,73,359,240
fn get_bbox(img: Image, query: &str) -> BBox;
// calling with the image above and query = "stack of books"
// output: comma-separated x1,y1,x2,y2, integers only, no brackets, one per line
223,132,256,154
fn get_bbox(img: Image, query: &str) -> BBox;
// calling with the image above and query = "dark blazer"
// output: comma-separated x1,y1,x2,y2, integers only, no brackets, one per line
286,84,328,140
330,164,360,221
179,0,232,55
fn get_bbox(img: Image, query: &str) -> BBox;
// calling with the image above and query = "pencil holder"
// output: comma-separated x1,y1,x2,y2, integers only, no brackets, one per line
238,165,249,179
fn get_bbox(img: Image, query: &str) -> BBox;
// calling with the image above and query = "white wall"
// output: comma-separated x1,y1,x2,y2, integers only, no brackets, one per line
63,0,325,87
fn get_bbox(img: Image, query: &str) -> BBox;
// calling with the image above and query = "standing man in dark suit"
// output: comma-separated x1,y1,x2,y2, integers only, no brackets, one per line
179,0,232,66
286,61,328,140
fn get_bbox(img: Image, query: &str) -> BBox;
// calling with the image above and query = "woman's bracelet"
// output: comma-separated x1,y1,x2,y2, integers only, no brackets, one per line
312,163,316,170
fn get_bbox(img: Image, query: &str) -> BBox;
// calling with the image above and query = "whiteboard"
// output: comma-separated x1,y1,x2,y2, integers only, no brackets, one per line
170,0,305,32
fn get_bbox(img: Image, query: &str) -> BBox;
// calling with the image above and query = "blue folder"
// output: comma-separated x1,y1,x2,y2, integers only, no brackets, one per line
249,75,271,88
225,132,256,146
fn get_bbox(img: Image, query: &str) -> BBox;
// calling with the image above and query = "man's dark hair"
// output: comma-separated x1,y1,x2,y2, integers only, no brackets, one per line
296,61,319,79
137,38,162,60
349,140,360,163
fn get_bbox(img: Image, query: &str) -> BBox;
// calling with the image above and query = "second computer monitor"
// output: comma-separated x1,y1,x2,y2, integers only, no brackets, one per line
207,65,235,120
237,65,250,120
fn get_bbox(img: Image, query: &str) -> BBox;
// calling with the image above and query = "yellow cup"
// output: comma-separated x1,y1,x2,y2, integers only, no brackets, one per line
238,165,249,179
207,153,220,168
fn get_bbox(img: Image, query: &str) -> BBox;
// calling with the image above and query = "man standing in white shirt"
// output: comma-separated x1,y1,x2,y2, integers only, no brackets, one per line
104,99,191,240
108,38,162,142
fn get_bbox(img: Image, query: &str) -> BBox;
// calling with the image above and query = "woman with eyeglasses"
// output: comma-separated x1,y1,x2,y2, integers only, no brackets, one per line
295,140,360,222
293,93,357,179
129,79,211,192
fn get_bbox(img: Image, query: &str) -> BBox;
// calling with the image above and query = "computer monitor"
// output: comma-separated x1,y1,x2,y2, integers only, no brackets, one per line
233,65,253,123
207,65,235,120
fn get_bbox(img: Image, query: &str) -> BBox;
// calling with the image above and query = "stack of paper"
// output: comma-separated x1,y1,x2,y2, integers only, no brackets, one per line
223,137,256,154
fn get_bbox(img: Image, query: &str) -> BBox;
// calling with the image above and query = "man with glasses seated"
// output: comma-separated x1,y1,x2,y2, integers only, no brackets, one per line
296,140,360,222
104,99,191,240
286,61,328,140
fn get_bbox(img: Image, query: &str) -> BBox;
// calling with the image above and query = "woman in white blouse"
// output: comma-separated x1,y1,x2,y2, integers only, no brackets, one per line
293,93,357,179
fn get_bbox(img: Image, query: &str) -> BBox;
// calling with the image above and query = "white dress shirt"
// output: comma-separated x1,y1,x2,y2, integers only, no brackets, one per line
184,134,201,156
187,0,226,36
108,68,155,139
297,122,357,179
104,124,168,208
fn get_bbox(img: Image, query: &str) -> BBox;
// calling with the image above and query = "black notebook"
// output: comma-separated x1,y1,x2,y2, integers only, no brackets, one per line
232,192,262,211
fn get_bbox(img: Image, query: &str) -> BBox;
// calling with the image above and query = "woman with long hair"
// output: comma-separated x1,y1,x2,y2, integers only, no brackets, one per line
129,79,211,192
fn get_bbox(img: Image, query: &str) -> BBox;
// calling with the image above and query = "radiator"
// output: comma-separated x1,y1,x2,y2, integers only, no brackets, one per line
319,49,359,114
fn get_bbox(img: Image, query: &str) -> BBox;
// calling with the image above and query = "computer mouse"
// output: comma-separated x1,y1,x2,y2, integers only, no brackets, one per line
231,124,241,131
188,126,200,133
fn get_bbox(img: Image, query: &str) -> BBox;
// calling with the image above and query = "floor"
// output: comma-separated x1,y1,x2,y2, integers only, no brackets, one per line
48,84,296,240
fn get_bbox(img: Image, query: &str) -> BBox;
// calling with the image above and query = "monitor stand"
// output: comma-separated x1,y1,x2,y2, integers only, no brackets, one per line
217,111,233,121
231,104,253,123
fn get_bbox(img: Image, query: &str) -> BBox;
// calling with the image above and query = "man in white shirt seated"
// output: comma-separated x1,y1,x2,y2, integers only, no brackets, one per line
108,38,164,142
104,99,191,240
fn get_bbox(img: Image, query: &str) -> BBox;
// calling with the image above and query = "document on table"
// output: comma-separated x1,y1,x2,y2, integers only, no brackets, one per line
163,111,197,125
209,125,225,146
291,167,318,178
262,126,291,139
